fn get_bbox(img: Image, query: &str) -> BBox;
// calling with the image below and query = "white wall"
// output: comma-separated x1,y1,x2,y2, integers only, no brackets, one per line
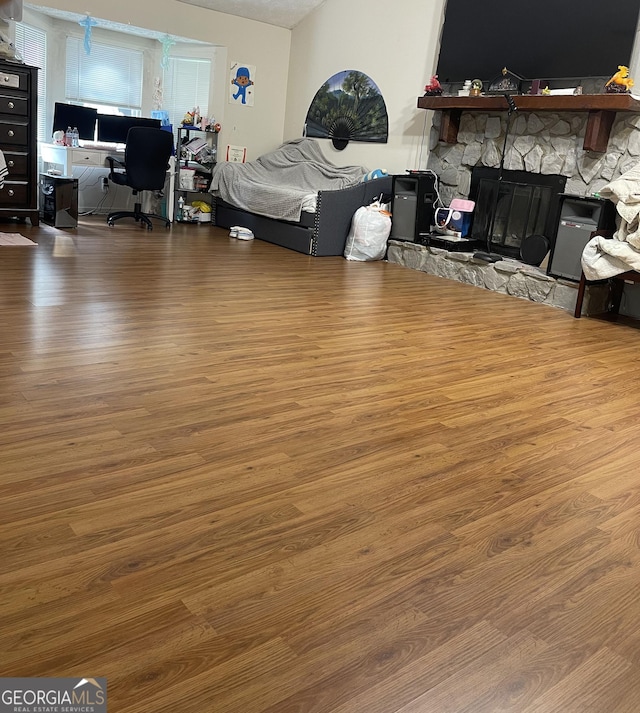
31,0,292,161
284,0,446,174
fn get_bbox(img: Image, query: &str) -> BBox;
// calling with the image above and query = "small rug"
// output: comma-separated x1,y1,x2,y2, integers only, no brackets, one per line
0,233,38,246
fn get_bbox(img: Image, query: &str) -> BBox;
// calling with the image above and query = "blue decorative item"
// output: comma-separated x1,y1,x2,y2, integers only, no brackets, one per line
160,34,176,70
78,14,98,55
231,66,254,105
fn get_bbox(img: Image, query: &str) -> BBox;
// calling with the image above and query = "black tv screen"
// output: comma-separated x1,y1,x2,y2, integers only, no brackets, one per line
52,103,98,140
436,0,640,84
96,115,162,144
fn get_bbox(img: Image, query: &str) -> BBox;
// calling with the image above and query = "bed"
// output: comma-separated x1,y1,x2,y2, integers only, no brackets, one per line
210,138,393,256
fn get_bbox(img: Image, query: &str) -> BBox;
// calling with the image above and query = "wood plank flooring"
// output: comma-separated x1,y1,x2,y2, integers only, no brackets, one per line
1,217,640,712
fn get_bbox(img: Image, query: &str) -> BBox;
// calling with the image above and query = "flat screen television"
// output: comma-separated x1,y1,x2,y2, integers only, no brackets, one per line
52,103,98,141
96,115,162,144
436,0,640,84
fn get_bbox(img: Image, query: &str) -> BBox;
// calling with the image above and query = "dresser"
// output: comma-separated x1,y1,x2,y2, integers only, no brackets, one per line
0,60,39,225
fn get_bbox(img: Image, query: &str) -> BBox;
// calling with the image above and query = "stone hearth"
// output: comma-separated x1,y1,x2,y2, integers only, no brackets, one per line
386,240,609,315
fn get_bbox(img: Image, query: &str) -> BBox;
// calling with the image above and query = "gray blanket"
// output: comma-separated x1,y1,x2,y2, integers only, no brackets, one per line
209,138,369,222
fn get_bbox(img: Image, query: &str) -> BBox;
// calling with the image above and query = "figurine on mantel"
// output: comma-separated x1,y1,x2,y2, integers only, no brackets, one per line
605,65,634,93
470,79,483,97
423,75,442,96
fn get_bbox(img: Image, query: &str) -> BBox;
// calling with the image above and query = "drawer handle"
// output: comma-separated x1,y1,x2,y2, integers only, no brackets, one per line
8,130,14,137
3,76,9,83
8,189,14,196
8,101,14,109
7,160,14,167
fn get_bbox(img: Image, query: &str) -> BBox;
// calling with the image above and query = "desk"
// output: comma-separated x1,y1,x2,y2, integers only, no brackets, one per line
39,143,175,220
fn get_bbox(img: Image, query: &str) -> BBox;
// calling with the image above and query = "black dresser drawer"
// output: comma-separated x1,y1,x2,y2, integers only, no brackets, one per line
0,94,27,116
3,151,28,180
0,121,28,146
0,182,29,207
0,68,28,92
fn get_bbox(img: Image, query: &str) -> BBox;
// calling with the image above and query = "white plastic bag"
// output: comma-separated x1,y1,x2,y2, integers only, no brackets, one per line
344,200,392,261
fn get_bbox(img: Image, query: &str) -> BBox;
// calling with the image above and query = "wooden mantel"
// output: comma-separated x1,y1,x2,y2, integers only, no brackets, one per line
417,93,640,153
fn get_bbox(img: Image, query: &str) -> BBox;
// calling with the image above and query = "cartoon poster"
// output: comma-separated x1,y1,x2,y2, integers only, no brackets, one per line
229,62,255,106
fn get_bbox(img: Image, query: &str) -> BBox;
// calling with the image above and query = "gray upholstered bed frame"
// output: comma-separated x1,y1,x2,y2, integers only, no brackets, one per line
213,175,393,256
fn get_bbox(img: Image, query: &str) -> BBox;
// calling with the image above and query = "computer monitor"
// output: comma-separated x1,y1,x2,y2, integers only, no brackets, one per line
52,103,98,141
96,115,162,144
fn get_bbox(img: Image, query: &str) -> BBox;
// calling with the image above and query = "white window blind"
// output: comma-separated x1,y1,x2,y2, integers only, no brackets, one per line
14,23,47,142
163,57,211,129
65,36,143,111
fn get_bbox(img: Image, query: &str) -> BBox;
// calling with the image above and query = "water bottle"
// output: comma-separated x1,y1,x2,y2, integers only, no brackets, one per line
72,127,79,147
65,126,72,147
177,195,185,221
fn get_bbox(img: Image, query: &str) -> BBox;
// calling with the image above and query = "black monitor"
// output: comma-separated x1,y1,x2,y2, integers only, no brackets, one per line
96,115,162,144
52,103,98,141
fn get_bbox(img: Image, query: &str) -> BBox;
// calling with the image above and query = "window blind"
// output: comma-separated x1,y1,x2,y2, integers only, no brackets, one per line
65,36,143,110
163,57,211,129
14,23,47,142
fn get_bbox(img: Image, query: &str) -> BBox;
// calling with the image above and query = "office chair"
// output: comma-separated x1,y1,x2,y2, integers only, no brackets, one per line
106,127,174,231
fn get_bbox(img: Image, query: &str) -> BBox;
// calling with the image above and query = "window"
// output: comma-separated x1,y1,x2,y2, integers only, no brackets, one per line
163,56,211,130
14,23,47,142
65,36,143,113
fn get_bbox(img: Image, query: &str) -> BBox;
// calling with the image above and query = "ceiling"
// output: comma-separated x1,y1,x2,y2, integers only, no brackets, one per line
175,0,327,29
27,3,211,43
27,0,327,37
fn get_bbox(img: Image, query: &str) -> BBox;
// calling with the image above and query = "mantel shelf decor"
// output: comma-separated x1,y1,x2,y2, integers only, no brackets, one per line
417,93,640,153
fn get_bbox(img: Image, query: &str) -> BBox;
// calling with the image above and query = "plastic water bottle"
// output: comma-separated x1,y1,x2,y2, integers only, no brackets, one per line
177,195,185,221
65,126,72,147
72,127,79,147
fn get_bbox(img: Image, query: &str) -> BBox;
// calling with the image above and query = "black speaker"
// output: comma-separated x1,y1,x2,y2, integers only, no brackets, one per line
40,174,78,228
390,173,436,242
548,195,616,281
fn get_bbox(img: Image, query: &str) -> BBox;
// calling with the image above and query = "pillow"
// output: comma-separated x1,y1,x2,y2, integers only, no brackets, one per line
363,169,388,182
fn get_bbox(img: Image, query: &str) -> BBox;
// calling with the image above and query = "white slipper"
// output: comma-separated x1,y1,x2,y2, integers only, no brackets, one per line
236,230,254,241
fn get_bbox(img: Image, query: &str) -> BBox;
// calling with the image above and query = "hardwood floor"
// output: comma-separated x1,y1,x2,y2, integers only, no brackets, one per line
1,216,640,712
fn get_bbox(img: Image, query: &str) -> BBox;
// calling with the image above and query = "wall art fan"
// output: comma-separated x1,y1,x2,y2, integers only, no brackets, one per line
304,70,388,150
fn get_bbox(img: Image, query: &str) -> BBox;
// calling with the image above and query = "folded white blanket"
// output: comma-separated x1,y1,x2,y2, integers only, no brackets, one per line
581,161,640,279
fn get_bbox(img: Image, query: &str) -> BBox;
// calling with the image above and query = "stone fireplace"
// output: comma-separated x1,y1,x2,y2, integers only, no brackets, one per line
425,105,640,208
386,98,640,315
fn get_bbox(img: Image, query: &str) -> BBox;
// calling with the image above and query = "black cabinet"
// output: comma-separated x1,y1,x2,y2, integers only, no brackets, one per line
390,173,437,242
548,194,616,281
0,60,39,225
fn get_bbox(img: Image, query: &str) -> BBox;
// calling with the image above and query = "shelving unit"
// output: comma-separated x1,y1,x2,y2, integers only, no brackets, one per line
174,126,218,223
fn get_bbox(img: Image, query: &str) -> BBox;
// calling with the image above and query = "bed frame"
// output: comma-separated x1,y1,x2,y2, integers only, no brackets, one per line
213,176,393,256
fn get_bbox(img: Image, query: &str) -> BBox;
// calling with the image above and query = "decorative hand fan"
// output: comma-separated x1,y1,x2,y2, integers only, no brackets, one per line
304,70,388,150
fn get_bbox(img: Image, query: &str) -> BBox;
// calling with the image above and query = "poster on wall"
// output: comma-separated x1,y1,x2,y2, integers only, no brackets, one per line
229,62,256,106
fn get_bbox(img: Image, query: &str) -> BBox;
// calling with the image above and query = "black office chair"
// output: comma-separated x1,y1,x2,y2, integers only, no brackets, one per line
106,127,174,231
